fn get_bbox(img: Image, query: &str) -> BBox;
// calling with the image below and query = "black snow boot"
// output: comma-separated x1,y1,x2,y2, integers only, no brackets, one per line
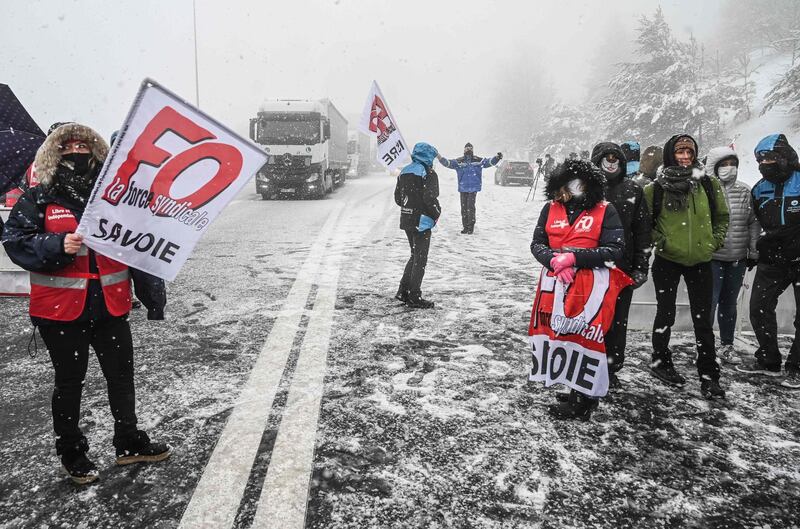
700,378,726,399
649,356,686,387
406,295,434,309
115,431,171,466
62,452,99,485
548,390,598,421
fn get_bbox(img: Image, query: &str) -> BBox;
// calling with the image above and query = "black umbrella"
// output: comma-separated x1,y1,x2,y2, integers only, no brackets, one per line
0,84,45,195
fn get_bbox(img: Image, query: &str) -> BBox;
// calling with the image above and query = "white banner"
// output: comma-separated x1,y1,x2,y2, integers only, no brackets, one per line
358,81,410,171
77,79,268,281
528,335,610,398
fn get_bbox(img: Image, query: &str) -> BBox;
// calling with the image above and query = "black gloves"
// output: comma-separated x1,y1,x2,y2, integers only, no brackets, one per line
496,152,503,160
631,270,648,289
746,258,758,271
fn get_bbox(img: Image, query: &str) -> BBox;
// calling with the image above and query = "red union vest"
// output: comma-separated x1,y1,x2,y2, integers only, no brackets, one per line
545,200,607,251
29,204,132,321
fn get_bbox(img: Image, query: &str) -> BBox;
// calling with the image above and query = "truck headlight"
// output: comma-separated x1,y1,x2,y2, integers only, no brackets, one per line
304,157,311,166
306,173,319,183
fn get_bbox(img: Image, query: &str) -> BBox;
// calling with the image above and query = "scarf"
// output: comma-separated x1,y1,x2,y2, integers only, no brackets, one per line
51,160,100,207
656,165,698,211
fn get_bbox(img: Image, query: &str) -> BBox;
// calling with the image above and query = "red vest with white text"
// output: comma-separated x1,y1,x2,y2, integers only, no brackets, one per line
29,204,132,321
545,201,607,251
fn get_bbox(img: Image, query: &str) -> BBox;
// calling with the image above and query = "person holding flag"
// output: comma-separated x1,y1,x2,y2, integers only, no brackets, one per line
1,123,170,485
436,143,502,234
529,159,627,420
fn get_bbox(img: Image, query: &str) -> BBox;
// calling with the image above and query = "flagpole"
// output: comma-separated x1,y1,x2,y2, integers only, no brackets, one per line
192,0,200,107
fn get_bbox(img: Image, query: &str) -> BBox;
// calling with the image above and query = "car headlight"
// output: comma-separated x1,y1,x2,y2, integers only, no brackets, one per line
306,173,319,183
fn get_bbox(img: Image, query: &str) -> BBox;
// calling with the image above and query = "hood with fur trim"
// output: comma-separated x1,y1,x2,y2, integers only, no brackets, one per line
34,123,108,186
545,159,606,210
704,146,738,177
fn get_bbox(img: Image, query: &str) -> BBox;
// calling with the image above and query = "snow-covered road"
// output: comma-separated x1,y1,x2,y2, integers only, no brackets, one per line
1,173,799,528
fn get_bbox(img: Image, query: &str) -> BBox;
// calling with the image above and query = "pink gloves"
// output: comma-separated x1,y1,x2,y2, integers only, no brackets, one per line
555,266,576,285
550,252,577,285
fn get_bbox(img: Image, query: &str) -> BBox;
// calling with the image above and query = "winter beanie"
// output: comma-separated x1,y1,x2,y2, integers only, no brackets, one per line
673,136,696,157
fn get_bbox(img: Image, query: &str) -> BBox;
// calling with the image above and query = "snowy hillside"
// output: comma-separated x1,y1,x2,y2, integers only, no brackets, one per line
728,51,800,186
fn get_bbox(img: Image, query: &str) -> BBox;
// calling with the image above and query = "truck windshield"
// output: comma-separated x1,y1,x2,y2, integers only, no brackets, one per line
257,120,320,145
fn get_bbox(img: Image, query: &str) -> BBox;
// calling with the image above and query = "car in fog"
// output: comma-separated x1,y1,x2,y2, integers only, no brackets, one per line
494,160,534,186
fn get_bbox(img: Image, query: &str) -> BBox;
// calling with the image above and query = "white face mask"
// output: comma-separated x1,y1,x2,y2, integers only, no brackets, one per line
601,158,620,175
567,179,584,198
717,166,738,181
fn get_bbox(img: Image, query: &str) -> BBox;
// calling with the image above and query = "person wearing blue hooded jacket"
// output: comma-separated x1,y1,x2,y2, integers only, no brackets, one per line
738,134,800,389
394,143,441,308
436,143,502,234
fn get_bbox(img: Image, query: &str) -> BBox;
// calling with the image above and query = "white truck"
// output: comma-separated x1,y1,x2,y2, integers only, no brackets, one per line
347,130,372,178
249,99,349,199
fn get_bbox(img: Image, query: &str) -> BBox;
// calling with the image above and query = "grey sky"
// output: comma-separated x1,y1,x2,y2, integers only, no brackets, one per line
2,0,723,157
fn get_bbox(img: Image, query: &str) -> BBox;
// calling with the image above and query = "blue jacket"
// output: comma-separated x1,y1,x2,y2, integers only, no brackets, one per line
751,134,800,264
439,154,500,193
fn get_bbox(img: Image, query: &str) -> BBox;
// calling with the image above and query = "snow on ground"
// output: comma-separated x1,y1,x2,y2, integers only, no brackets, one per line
1,175,799,528
307,176,800,529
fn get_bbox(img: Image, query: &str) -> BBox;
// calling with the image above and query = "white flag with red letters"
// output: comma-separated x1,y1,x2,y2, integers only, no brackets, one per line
358,81,411,171
76,79,268,281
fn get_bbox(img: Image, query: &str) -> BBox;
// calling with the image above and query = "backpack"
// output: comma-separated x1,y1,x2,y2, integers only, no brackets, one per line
651,176,717,223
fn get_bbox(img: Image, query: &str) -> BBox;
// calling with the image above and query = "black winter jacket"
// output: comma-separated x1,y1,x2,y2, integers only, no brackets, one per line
591,142,652,275
1,185,167,325
394,167,441,231
530,159,625,269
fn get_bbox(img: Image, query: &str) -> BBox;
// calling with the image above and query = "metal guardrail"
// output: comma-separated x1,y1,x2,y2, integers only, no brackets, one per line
0,206,29,296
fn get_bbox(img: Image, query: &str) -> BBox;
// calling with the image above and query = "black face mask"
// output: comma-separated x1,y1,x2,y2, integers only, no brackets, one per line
61,152,93,176
759,162,789,184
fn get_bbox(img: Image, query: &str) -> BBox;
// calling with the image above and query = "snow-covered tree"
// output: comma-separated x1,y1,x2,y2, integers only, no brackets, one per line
597,7,746,149
529,103,596,160
762,62,800,127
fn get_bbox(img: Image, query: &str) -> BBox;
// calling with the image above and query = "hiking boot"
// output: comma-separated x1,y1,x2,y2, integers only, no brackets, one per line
548,390,598,421
460,228,469,234
718,344,741,365
781,367,800,390
406,297,434,309
115,431,171,466
394,290,409,303
735,359,782,377
700,378,726,399
649,358,686,386
62,453,99,485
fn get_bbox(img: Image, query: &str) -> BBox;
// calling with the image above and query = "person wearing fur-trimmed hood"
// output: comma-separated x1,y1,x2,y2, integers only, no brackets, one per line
643,134,729,399
530,159,625,420
1,123,171,485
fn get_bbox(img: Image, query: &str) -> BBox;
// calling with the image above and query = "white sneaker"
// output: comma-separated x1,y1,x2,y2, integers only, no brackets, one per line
718,344,741,365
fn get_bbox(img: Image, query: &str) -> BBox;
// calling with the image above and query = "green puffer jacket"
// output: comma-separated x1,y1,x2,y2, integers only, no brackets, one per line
644,171,730,267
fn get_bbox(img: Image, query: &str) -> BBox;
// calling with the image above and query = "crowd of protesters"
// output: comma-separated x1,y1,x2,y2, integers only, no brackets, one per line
527,132,800,420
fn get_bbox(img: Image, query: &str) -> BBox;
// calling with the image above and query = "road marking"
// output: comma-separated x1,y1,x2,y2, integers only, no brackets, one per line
250,237,342,528
178,202,345,529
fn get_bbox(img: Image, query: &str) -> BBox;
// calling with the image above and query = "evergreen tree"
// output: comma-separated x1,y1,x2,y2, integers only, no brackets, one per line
598,7,746,149
762,62,800,127
530,103,596,160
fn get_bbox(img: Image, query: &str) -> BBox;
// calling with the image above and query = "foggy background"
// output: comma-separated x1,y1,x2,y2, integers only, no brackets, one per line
2,0,724,158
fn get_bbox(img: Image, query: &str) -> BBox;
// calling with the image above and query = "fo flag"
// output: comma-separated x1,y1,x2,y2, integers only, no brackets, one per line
76,79,268,281
528,267,633,398
358,81,410,171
